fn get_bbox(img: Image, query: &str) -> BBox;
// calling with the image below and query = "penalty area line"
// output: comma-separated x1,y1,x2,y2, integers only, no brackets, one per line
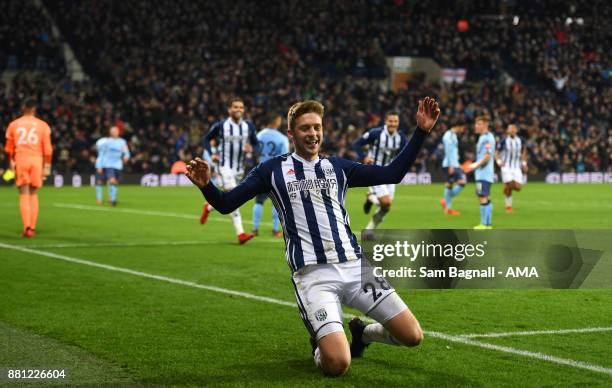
459,327,612,339
0,242,610,377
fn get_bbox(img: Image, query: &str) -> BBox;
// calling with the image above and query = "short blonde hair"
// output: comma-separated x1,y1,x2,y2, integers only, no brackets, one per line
287,100,324,131
475,115,490,123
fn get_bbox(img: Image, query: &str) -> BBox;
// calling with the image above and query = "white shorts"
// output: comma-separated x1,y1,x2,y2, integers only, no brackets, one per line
291,259,408,341
501,167,523,184
218,166,244,190
369,184,396,199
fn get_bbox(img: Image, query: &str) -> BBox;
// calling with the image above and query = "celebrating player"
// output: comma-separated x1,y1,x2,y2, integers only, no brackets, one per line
95,126,130,206
186,97,440,376
252,113,289,237
467,116,495,229
4,98,53,237
352,112,407,233
439,124,466,216
199,97,259,244
496,124,527,212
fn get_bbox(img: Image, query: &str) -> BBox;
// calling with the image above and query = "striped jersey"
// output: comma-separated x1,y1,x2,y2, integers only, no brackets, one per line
352,125,407,166
204,118,258,173
499,136,523,169
200,128,427,272
441,130,460,168
95,137,130,170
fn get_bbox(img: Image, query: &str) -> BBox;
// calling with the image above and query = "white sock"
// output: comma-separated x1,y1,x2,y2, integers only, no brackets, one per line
362,323,401,346
206,203,216,212
368,194,380,205
505,196,512,207
231,209,244,235
313,347,322,368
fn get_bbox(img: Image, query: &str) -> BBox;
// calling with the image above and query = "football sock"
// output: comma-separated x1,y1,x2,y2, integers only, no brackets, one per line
362,323,401,346
272,206,281,232
365,208,388,229
19,193,31,230
109,184,118,202
231,209,244,235
367,193,380,205
95,185,103,202
505,196,512,207
451,183,464,197
486,202,493,225
313,347,322,368
480,202,487,225
207,203,215,212
29,193,39,230
444,187,453,209
252,203,263,231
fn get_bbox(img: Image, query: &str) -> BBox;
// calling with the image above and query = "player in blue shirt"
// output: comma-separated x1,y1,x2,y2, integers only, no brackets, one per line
467,116,495,229
439,124,466,216
95,126,130,206
351,112,408,235
252,113,290,237
186,97,440,377
200,97,259,244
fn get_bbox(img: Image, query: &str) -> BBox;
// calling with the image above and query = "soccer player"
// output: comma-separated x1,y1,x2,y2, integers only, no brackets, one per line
199,97,259,244
186,97,440,376
252,113,289,237
496,124,527,212
95,126,130,206
467,116,495,229
352,112,407,232
4,98,53,237
439,124,466,216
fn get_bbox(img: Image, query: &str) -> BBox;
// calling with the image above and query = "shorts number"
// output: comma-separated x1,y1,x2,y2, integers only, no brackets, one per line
363,276,391,302
16,127,39,145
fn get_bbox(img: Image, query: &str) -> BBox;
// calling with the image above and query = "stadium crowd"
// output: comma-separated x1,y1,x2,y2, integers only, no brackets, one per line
1,0,610,175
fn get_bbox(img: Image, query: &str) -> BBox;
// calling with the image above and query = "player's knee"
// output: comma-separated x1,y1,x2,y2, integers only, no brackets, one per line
109,178,118,185
321,353,350,376
397,326,424,347
514,183,522,191
379,199,392,211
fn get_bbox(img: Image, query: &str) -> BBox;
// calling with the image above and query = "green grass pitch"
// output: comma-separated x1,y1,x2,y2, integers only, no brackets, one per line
0,183,611,386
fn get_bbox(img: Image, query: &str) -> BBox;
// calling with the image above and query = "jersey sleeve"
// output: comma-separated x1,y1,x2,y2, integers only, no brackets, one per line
351,128,378,160
203,122,221,153
338,128,427,187
199,162,269,214
42,123,53,163
121,139,131,159
248,122,258,147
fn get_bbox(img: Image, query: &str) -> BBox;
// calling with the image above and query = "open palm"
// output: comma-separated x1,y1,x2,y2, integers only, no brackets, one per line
416,97,441,132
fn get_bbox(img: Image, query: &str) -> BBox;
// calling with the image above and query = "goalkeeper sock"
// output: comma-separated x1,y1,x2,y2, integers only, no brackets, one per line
231,209,244,235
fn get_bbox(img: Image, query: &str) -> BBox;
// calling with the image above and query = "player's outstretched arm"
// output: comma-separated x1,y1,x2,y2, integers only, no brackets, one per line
186,158,266,214
344,97,440,187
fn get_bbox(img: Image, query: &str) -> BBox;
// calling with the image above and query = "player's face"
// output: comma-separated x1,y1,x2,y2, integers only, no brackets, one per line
109,126,119,137
385,115,400,133
507,125,518,136
228,102,244,121
475,120,488,134
289,113,323,161
453,125,466,134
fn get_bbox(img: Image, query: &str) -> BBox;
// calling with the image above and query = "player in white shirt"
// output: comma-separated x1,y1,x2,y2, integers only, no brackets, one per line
496,124,527,212
186,97,441,376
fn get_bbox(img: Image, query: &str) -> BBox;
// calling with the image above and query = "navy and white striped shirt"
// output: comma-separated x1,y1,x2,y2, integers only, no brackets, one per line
499,136,523,169
352,125,408,166
200,128,427,272
204,118,258,173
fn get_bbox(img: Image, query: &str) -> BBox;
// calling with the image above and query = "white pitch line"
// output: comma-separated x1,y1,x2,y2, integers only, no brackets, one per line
460,327,612,339
427,331,612,376
53,203,274,227
1,242,611,377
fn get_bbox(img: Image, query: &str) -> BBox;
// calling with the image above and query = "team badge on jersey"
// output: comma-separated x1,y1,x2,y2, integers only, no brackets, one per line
314,308,328,322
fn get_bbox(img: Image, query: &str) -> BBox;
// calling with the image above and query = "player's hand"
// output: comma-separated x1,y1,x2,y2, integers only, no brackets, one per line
416,97,441,132
244,143,253,153
185,158,212,189
468,162,479,171
211,154,220,163
96,168,103,174
363,156,374,165
448,166,455,175
9,160,16,172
